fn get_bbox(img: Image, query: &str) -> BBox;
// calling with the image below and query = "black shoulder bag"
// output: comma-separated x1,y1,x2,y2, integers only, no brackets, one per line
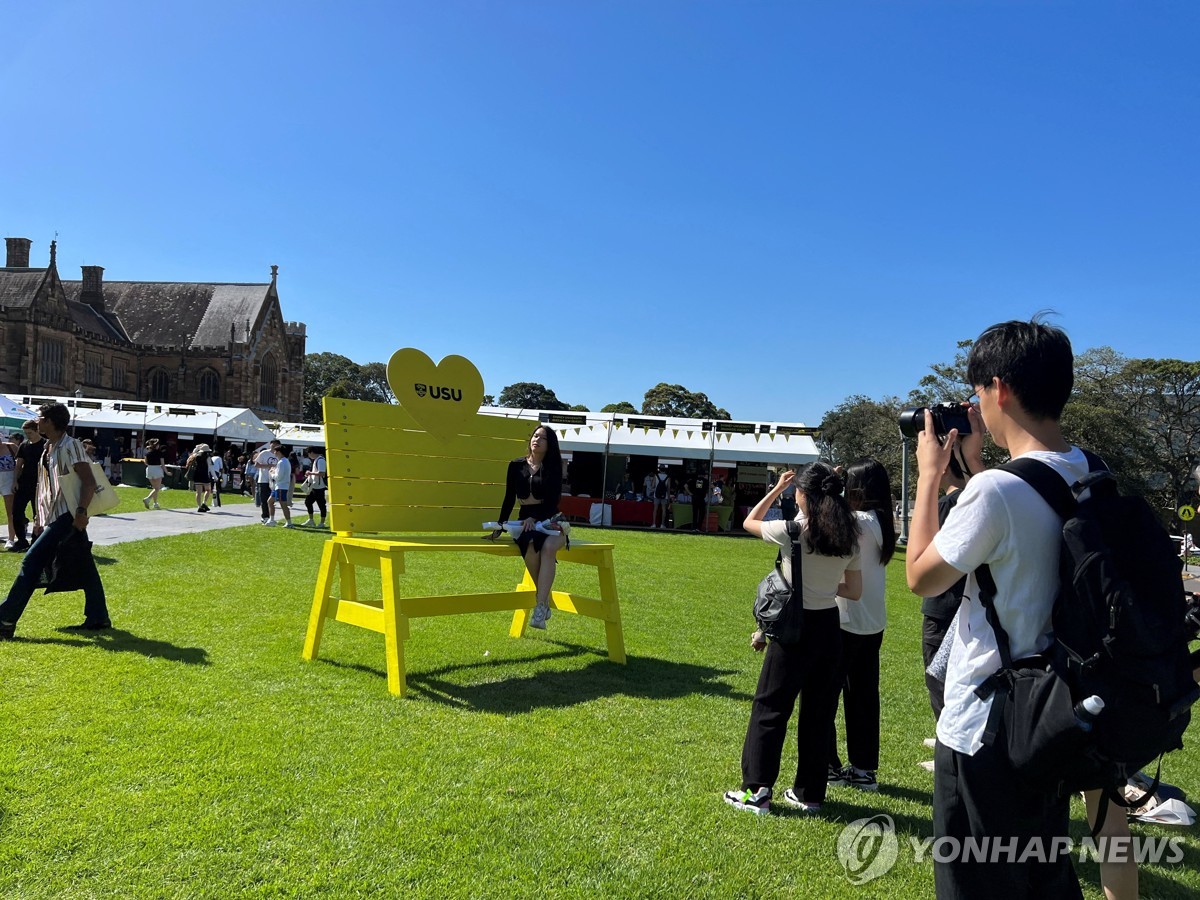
753,521,805,643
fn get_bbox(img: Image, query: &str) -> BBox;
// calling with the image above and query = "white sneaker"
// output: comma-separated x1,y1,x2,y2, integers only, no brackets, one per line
283,522,295,529
301,518,315,527
262,519,276,527
923,737,938,749
918,760,936,773
529,602,548,630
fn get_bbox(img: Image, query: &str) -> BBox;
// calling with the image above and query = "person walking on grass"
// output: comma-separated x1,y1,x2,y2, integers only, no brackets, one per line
10,420,43,552
209,450,224,508
724,462,862,815
143,438,165,509
301,446,328,528
0,403,110,640
186,444,214,512
255,440,280,524
271,449,294,528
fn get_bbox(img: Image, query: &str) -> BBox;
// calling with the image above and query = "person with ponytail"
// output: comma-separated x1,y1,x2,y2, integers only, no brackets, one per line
827,458,897,793
724,461,862,815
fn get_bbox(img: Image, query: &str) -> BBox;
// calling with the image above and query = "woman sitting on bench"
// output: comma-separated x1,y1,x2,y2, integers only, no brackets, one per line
496,425,564,630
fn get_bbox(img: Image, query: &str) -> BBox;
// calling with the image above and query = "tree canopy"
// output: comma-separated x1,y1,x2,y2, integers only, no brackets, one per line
642,383,731,420
497,382,572,411
302,352,393,422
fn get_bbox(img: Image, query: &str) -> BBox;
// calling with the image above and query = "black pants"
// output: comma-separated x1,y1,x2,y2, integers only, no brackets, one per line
11,483,35,542
257,482,273,519
692,500,707,530
741,607,842,802
305,488,327,519
933,739,1082,900
923,613,954,721
829,629,884,772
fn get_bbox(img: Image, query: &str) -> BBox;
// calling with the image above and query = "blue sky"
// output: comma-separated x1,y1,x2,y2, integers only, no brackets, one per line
4,1,1197,423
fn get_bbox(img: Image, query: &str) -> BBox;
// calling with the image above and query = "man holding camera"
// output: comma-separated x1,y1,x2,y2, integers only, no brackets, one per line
906,319,1089,899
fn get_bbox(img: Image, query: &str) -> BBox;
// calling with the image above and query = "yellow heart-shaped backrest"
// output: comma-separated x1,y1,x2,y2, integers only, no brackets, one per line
386,348,486,438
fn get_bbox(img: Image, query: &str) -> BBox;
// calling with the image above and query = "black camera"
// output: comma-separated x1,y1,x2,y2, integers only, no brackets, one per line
898,403,972,439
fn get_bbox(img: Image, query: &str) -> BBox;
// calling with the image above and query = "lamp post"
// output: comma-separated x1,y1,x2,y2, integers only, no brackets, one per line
72,387,82,436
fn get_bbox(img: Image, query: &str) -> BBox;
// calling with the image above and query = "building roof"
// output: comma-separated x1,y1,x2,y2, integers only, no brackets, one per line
66,299,128,342
0,267,49,308
62,280,272,349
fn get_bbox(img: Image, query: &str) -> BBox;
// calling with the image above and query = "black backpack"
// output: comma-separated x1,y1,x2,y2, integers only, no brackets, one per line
753,521,805,643
654,473,669,500
975,451,1198,825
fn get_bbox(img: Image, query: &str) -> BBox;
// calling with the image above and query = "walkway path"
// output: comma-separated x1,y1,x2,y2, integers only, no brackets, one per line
86,503,271,547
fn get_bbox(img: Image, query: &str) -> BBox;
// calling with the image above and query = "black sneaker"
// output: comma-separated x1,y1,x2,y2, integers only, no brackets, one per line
64,620,112,632
841,766,879,792
723,786,772,815
827,764,849,787
0,621,15,640
7,540,28,553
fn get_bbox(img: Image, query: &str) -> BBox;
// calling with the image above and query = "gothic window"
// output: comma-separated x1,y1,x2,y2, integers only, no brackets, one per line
148,368,171,401
113,360,128,392
85,353,104,386
38,339,65,386
259,353,278,408
198,368,221,404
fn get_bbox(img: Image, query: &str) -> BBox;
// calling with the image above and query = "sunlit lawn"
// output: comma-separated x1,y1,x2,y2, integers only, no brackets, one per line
0,527,1195,898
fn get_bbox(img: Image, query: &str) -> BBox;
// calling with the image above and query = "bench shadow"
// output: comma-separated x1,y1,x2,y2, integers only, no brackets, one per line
23,626,212,665
402,641,752,712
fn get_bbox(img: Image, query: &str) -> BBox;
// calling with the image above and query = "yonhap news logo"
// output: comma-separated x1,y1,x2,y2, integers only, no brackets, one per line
834,816,1185,886
837,814,898,885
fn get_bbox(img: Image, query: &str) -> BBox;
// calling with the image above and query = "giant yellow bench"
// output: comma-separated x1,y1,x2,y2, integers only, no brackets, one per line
301,349,625,697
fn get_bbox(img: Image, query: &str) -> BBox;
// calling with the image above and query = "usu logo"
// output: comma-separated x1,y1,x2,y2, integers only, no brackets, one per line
413,383,463,402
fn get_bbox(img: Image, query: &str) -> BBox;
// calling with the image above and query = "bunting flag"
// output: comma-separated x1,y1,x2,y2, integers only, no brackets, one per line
559,430,567,438
672,429,679,438
574,428,581,435
755,433,761,443
657,429,665,436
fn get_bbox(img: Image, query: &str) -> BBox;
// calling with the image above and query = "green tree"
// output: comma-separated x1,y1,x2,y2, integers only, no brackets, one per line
569,404,590,412
601,401,637,414
641,383,730,419
303,352,395,422
359,361,396,404
497,382,571,411
908,340,974,406
818,395,906,495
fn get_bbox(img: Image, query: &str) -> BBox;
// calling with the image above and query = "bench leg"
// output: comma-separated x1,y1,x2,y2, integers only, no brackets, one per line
381,553,408,697
508,567,538,637
302,540,339,661
598,557,626,664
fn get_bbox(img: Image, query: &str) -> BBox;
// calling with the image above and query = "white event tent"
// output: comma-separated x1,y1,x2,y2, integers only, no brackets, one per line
477,407,821,465
5,394,276,444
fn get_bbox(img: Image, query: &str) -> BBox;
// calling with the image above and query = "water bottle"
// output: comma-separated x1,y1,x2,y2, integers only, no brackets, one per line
1074,695,1105,732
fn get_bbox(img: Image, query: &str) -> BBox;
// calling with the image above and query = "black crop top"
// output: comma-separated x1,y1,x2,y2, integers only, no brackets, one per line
498,457,562,523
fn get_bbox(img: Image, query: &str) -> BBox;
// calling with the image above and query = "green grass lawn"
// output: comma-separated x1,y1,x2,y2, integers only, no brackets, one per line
0,528,1196,898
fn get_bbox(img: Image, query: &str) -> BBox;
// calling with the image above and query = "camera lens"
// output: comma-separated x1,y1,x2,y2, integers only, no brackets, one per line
898,408,926,439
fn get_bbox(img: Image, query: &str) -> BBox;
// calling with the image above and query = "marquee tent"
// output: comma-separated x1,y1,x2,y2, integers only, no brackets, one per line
4,394,276,443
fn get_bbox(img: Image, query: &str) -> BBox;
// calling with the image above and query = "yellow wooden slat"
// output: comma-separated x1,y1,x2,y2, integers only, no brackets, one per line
325,424,524,460
330,477,499,509
329,505,499,534
326,450,511,483
322,397,533,440
334,599,385,632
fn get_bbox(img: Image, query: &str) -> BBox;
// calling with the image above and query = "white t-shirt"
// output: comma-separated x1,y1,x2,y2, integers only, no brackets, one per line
932,447,1091,755
306,456,327,490
837,510,886,635
255,448,277,484
760,513,861,611
272,457,292,491
209,456,224,479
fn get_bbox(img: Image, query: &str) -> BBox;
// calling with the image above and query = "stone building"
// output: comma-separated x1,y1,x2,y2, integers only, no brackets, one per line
0,236,305,419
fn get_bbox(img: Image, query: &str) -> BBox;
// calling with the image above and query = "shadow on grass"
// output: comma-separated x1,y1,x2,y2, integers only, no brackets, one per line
401,641,752,712
23,626,212,665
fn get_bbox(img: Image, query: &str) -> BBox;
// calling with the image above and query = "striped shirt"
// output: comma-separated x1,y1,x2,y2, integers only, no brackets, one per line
37,434,90,527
